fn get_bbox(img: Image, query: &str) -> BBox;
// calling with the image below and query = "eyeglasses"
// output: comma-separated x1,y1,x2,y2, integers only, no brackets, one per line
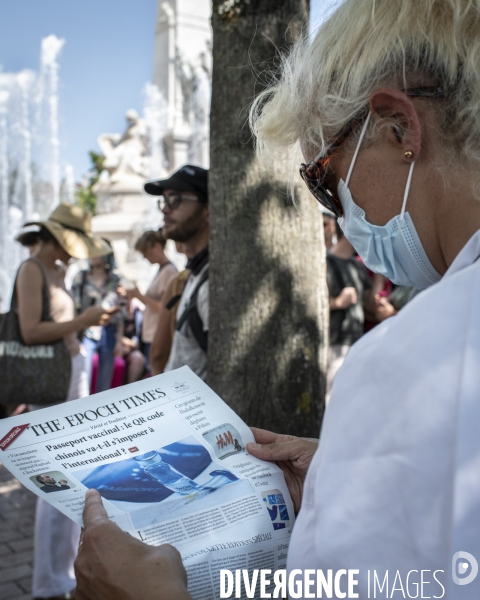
157,193,200,211
299,86,446,217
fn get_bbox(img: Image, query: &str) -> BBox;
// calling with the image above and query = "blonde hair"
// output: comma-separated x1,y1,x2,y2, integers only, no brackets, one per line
134,229,167,254
250,0,480,170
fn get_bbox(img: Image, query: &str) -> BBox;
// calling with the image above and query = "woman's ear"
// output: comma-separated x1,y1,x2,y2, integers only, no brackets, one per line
370,88,422,161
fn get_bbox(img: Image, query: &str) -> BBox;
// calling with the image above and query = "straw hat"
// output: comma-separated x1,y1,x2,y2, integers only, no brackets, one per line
24,203,111,259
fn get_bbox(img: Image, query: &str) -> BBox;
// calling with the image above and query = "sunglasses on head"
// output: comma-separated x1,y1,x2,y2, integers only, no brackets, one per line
299,86,446,218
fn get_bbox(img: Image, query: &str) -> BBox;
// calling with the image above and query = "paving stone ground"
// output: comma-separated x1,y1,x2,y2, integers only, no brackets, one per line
0,463,36,600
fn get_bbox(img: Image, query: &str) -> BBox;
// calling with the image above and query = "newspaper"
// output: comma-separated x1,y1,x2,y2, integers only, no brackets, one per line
0,366,294,599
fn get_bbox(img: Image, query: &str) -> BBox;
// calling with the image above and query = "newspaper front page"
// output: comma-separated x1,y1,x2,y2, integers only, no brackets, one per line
0,366,294,599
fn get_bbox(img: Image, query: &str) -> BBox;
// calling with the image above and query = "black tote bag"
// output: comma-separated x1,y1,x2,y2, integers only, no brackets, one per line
0,259,72,407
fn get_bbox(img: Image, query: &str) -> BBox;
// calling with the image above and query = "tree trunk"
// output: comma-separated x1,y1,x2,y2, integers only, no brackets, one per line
209,0,328,437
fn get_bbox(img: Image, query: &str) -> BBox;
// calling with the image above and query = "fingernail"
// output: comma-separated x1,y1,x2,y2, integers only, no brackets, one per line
247,443,261,449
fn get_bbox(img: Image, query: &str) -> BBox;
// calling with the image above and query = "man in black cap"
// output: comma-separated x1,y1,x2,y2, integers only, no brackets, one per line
144,165,209,381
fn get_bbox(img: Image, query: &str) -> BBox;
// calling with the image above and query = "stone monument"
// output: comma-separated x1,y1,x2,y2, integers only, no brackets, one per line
153,0,211,170
98,109,150,184
92,110,161,286
91,0,211,287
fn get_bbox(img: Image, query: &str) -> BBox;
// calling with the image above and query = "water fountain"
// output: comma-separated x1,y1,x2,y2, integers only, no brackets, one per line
0,5,212,303
17,71,34,221
63,165,75,204
0,91,9,260
0,90,10,306
38,35,65,211
142,82,168,231
0,34,65,305
143,82,168,180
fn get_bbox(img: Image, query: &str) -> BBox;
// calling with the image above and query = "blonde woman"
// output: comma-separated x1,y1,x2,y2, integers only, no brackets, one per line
75,1,480,598
132,229,177,369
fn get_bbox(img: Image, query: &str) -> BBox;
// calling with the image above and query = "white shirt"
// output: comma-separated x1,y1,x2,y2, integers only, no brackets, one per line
288,230,480,599
164,264,209,381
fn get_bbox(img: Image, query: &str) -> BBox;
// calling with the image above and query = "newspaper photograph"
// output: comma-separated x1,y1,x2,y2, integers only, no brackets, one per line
0,366,294,599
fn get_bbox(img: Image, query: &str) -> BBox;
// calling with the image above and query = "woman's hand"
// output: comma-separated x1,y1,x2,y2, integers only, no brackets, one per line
80,306,120,328
374,293,397,321
330,286,358,310
247,428,318,512
75,490,191,600
125,286,140,301
122,336,137,349
121,337,137,354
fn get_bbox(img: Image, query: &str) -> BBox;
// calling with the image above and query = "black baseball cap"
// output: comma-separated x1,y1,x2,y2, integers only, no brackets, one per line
144,164,208,202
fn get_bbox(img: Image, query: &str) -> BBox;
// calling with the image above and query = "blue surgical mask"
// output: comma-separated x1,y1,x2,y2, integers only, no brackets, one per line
337,113,441,290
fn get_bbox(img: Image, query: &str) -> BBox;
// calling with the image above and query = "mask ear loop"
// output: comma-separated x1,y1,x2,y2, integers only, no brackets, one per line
345,112,372,186
400,161,415,221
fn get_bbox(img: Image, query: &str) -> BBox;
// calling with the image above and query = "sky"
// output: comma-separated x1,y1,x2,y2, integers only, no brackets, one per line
0,0,333,182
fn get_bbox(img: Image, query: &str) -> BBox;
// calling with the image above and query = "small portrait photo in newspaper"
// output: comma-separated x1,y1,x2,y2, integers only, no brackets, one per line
30,471,72,494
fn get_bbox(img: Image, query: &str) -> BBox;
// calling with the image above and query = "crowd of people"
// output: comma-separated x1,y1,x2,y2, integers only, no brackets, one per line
2,155,421,600
2,159,416,600
323,208,415,400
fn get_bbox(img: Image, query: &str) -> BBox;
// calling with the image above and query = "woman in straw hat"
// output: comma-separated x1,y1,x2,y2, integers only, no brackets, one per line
74,0,480,599
16,203,118,600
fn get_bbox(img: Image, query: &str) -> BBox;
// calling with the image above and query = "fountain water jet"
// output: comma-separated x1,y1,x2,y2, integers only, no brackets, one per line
17,72,34,221
142,83,167,230
0,35,66,304
143,82,168,180
38,35,65,210
64,164,75,204
0,91,9,268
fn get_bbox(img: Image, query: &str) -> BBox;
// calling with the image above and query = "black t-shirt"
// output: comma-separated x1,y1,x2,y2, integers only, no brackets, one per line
327,254,371,346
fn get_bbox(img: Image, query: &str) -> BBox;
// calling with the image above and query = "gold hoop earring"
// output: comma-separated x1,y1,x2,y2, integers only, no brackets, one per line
404,150,414,160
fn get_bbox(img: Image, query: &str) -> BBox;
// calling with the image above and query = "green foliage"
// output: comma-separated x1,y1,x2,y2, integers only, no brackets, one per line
74,151,106,216
89,151,105,177
75,186,98,215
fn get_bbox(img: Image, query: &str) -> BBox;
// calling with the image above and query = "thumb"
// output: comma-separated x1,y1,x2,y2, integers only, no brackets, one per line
247,439,301,463
83,489,109,529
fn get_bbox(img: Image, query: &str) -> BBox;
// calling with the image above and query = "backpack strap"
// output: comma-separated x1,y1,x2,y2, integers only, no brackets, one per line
326,254,349,290
78,269,88,313
166,270,191,311
175,267,209,352
166,294,182,310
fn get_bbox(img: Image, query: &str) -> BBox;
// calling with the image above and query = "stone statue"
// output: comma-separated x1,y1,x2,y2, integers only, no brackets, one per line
98,109,149,183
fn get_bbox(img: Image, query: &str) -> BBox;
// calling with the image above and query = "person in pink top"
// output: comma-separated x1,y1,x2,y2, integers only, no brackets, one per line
131,229,177,370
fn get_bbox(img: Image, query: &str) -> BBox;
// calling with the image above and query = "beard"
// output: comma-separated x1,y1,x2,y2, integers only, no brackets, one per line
163,207,206,242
